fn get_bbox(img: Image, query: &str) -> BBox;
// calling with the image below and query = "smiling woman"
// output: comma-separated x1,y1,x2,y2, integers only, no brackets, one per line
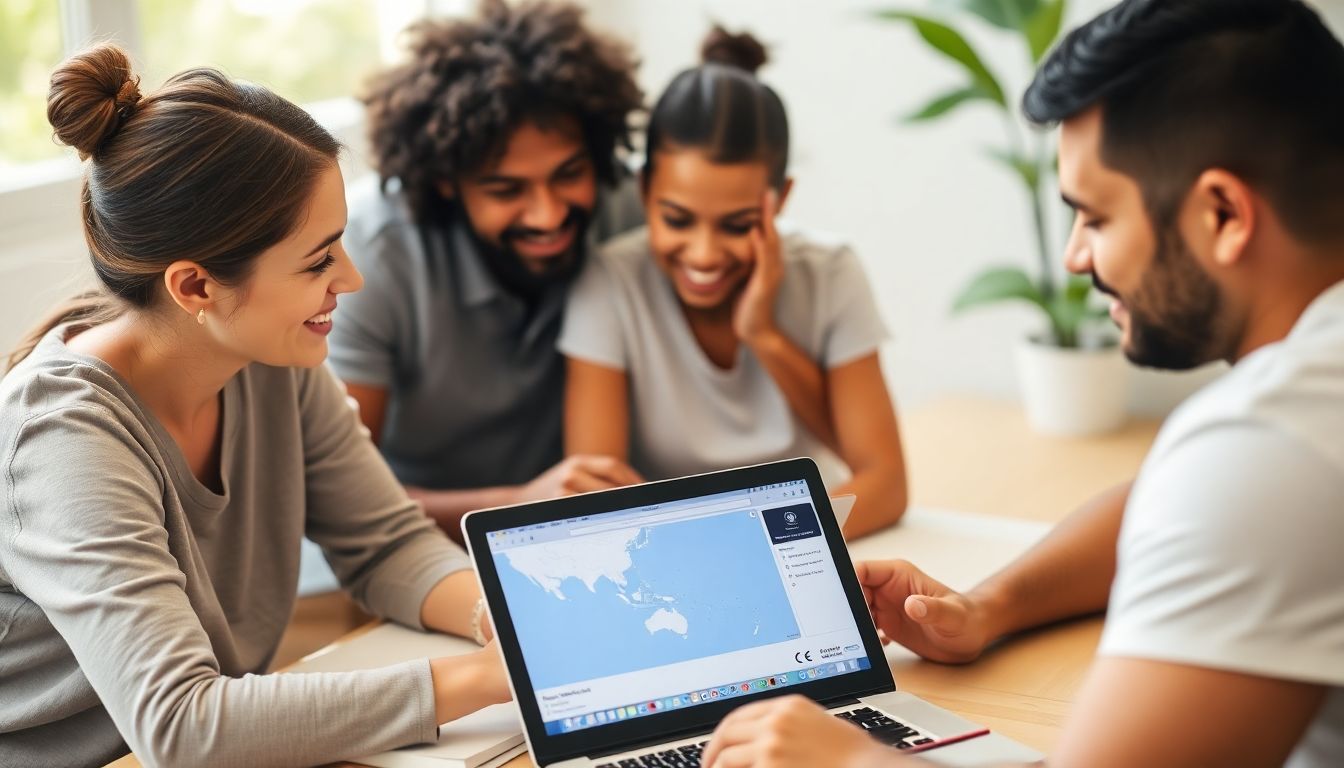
560,26,910,539
0,42,507,768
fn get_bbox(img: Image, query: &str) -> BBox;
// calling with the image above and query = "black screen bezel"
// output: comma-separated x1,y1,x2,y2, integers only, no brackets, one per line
463,458,895,765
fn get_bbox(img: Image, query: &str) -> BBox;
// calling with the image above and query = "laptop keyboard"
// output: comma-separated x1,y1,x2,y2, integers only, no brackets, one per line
595,706,938,767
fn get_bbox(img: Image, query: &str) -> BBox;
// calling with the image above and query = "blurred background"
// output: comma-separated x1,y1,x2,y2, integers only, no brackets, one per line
5,0,1343,416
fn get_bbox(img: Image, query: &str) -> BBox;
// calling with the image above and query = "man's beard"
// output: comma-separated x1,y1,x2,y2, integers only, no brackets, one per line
481,206,591,299
1092,225,1226,370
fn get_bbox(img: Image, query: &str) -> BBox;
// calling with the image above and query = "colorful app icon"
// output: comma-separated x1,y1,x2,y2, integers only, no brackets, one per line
638,703,649,713
596,711,607,723
691,692,700,703
627,706,637,717
710,690,719,698
617,708,627,720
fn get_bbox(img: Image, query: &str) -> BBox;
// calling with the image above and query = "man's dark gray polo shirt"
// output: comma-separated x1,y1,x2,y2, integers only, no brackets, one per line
328,175,643,490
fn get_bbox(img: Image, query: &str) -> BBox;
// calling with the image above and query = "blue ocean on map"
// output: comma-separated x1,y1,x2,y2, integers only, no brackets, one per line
495,510,802,690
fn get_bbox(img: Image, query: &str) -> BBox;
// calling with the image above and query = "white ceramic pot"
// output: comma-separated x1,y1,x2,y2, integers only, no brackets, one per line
1015,337,1129,436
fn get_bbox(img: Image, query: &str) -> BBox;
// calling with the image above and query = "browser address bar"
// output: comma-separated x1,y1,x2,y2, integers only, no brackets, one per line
568,496,753,536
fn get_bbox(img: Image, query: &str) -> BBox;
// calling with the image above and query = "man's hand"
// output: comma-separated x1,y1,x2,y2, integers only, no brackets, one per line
703,695,902,768
518,455,644,500
858,560,998,664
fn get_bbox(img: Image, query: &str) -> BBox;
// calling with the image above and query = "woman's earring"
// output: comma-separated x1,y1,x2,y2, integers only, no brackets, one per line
197,309,206,325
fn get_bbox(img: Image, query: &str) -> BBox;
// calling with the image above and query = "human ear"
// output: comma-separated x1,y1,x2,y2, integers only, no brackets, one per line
163,260,219,320
1188,169,1255,268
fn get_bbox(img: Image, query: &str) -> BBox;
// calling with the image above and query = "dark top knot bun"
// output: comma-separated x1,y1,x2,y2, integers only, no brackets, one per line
699,25,769,75
47,43,142,160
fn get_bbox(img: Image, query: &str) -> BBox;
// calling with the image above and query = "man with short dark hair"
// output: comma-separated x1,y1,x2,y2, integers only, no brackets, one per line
701,1,1344,765
329,0,646,538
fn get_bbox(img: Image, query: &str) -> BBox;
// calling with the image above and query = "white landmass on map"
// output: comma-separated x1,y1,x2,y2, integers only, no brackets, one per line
504,528,642,599
644,607,688,637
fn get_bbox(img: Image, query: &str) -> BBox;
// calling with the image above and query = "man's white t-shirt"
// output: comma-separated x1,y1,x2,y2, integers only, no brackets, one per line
1100,280,1344,767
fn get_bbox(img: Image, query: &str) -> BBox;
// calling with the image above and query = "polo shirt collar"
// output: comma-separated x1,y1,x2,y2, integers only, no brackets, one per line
446,218,505,308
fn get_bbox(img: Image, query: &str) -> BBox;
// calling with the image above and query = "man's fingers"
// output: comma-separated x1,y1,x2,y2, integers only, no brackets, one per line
905,594,969,633
705,702,776,767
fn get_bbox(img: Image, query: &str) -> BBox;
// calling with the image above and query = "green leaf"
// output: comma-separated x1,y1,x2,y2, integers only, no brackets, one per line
986,147,1040,191
951,266,1047,314
1041,275,1099,346
1063,273,1092,305
933,0,1040,31
1024,0,1067,62
905,85,993,122
873,10,1007,106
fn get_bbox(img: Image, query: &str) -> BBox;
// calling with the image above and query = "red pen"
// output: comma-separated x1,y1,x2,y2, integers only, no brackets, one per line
901,728,992,755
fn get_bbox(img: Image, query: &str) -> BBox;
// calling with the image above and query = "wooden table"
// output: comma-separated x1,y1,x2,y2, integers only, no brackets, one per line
110,396,1161,766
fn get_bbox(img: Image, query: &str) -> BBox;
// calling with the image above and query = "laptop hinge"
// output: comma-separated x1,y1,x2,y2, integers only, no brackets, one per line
818,695,862,709
586,696,870,759
588,723,716,760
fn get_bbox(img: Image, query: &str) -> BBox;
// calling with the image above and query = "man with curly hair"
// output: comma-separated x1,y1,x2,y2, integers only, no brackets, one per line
329,0,646,539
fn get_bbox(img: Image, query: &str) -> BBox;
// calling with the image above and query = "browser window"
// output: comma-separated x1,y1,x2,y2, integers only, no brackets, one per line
487,479,872,735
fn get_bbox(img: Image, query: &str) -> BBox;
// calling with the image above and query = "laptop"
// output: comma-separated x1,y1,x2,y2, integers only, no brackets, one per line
462,458,1041,767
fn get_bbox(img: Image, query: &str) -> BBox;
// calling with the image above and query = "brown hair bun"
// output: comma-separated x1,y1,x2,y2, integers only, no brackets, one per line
47,43,142,159
699,25,769,75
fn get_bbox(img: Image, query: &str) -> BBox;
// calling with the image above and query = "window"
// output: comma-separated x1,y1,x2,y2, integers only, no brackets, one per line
139,0,382,106
0,0,67,168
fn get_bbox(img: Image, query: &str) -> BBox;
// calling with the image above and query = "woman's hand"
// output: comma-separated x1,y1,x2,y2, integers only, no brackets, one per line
429,641,513,724
732,189,784,345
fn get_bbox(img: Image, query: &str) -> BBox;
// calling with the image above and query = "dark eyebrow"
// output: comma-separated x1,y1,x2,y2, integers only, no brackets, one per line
657,200,691,215
1061,193,1096,214
304,230,344,259
475,150,589,186
552,151,589,174
721,207,761,221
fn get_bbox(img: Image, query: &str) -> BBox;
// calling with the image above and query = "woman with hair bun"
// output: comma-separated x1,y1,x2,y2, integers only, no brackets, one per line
561,27,909,537
0,45,508,767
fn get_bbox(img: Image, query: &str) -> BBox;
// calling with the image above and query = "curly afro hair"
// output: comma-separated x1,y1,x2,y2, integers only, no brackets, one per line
361,0,643,223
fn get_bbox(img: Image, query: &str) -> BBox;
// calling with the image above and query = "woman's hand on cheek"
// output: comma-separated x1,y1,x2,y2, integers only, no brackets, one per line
732,189,784,344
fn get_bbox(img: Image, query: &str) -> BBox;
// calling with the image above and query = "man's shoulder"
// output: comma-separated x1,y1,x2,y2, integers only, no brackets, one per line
591,172,646,243
1158,316,1344,475
344,176,426,264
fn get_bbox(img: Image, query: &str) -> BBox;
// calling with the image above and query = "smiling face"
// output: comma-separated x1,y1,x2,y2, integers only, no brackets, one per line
1058,108,1234,370
205,163,364,368
645,149,783,312
439,118,598,288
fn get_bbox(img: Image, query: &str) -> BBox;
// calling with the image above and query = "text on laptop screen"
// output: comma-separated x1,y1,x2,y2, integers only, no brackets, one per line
487,478,873,735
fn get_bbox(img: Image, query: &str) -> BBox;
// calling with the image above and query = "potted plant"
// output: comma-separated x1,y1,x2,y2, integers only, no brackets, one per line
875,0,1128,435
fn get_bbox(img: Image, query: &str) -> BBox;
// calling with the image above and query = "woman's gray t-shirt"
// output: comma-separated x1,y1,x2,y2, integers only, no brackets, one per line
558,224,889,487
0,328,470,767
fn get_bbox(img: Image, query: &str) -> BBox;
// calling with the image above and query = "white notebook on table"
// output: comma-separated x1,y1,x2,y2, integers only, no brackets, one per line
284,622,525,768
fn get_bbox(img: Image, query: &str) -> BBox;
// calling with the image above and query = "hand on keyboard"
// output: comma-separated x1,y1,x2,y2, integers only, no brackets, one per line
699,695,910,768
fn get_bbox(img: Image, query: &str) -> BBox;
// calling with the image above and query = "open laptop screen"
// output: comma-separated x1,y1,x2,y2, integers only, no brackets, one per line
478,465,884,744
